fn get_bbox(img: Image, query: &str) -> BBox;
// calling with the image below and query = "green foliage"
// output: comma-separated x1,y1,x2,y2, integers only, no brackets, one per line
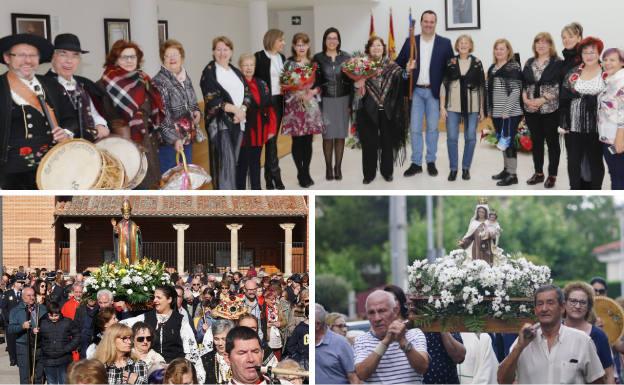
316,274,352,314
316,196,616,290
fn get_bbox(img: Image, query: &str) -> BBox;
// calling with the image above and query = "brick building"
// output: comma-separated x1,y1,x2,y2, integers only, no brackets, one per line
1,195,308,275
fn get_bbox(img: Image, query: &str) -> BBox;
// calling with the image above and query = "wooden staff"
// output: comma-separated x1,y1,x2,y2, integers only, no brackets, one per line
408,19,417,100
30,303,40,384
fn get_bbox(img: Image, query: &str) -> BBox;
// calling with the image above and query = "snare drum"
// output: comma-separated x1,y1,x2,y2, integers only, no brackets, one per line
36,139,126,190
95,136,147,189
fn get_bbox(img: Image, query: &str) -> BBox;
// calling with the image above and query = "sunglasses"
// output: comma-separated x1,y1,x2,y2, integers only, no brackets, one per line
136,336,152,343
595,289,606,295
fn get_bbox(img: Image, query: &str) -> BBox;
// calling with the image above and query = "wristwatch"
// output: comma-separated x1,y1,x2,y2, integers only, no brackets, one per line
401,342,413,353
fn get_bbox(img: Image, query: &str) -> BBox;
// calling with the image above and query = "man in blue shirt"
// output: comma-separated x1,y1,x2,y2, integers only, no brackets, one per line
315,303,359,384
397,10,454,178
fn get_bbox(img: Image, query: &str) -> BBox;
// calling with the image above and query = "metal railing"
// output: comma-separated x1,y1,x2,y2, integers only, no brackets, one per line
144,241,243,272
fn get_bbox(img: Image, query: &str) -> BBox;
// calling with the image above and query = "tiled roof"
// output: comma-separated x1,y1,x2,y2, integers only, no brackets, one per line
55,196,308,217
593,240,621,255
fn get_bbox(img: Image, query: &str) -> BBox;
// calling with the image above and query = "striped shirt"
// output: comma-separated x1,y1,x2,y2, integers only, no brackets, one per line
487,62,523,118
354,329,428,384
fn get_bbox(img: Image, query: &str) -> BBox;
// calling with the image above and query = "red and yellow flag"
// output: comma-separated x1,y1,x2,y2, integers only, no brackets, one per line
369,11,376,37
388,8,396,59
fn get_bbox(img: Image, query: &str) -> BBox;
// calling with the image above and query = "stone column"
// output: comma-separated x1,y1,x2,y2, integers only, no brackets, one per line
173,224,189,273
63,223,82,276
249,0,269,52
129,0,160,75
280,223,296,275
226,224,243,272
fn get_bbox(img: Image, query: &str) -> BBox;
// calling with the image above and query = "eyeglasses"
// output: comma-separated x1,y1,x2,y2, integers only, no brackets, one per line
567,299,588,308
135,336,152,343
118,336,132,342
56,51,80,60
8,53,40,60
594,289,606,295
119,55,137,62
192,283,201,287
164,53,181,59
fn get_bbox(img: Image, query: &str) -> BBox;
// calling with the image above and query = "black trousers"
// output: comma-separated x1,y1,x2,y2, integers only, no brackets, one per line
525,111,560,176
236,146,262,190
264,95,283,182
565,132,605,189
6,321,17,363
291,135,313,183
358,109,394,180
2,171,37,190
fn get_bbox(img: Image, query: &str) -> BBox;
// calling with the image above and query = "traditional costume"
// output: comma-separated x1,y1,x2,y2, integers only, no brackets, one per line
0,34,77,189
44,34,110,142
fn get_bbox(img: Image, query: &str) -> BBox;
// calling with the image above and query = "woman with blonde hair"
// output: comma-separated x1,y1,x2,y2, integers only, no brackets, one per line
522,32,563,188
486,38,523,187
94,323,148,384
163,358,197,385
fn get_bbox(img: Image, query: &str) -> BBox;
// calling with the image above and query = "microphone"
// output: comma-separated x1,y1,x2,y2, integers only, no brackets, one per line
255,366,309,378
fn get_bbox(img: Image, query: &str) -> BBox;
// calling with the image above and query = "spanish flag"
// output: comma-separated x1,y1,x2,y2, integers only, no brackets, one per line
369,11,376,37
388,8,396,59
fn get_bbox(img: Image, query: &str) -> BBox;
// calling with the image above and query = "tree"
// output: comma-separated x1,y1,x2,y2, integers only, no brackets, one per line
316,274,352,314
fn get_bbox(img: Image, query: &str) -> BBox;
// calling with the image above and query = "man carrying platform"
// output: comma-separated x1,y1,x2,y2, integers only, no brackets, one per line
0,33,75,189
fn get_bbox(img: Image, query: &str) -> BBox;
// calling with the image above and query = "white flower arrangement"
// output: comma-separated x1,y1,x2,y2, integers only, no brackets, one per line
408,249,551,323
84,258,172,305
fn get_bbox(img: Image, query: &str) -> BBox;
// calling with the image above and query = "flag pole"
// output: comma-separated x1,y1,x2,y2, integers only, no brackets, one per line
408,8,416,100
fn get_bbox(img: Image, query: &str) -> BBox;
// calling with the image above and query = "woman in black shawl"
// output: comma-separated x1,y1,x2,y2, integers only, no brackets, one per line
354,36,413,184
200,36,251,190
522,32,563,188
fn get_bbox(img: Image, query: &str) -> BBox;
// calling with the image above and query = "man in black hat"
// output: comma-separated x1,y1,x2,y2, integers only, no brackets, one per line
284,273,302,305
0,33,76,189
45,33,111,142
1,273,25,366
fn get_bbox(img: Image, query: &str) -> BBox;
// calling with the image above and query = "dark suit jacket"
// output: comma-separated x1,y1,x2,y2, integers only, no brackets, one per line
253,50,286,93
396,34,454,99
0,73,77,174
1,289,22,325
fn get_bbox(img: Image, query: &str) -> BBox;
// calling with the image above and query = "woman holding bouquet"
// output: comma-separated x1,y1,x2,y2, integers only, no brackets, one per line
353,37,412,184
282,33,324,188
237,53,276,190
200,36,251,190
313,28,352,181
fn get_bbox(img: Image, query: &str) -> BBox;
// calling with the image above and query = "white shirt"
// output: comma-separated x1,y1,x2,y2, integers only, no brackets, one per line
417,36,435,86
11,75,43,105
510,324,605,384
216,63,245,131
457,333,498,384
264,50,284,96
55,74,108,128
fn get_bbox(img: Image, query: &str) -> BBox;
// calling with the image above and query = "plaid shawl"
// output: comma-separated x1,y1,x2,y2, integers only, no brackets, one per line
101,65,165,141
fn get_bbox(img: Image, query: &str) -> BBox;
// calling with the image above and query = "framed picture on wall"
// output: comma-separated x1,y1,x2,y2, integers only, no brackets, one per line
158,20,168,46
104,18,131,54
445,0,481,30
11,13,52,42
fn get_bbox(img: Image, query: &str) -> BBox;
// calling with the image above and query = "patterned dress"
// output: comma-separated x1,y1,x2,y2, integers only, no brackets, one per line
281,60,324,137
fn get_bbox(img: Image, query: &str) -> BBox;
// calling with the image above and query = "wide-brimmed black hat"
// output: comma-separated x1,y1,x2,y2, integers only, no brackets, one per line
53,33,89,54
0,33,53,65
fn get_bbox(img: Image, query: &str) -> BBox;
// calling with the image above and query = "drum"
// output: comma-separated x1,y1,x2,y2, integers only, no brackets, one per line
95,136,147,189
36,139,126,190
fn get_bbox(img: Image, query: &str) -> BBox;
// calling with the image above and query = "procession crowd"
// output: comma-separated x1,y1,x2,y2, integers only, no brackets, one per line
316,278,623,384
0,265,309,384
2,8,624,190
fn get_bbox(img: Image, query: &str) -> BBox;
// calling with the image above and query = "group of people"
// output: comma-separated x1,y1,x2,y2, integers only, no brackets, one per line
316,279,624,384
2,10,622,190
0,265,309,384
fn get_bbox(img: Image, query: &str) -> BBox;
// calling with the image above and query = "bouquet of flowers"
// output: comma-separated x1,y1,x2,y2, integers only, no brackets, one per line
280,63,317,92
341,53,383,81
83,258,172,305
407,250,551,331
480,119,533,152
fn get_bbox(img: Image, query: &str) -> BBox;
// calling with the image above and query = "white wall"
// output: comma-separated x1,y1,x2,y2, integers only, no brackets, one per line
0,0,249,97
276,9,315,58
314,0,624,67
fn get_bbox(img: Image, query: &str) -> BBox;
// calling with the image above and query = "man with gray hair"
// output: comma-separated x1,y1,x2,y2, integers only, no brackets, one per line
315,303,360,384
61,282,83,320
354,290,429,384
497,284,604,384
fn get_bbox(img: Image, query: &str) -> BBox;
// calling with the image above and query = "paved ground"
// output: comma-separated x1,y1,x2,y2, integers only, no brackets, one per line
0,341,20,384
276,132,610,190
